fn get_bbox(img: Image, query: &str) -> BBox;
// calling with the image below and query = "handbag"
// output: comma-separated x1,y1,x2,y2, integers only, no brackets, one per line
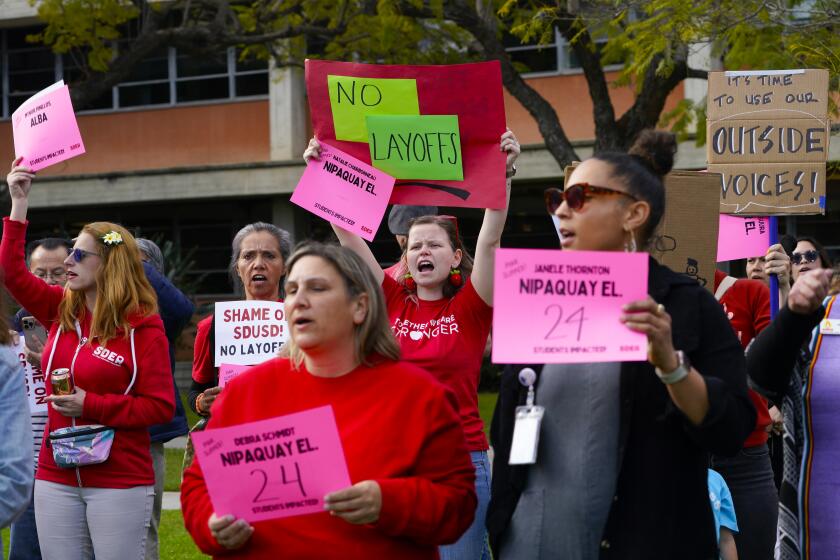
45,322,138,468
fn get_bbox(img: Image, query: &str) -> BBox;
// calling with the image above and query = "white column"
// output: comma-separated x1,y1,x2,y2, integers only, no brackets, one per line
269,61,309,161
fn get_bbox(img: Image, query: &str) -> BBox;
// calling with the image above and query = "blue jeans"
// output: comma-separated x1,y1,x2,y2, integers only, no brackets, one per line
440,450,491,560
9,489,41,560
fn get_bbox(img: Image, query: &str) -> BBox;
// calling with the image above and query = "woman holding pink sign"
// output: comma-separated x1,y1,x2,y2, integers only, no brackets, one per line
181,243,477,558
304,129,519,560
488,131,756,560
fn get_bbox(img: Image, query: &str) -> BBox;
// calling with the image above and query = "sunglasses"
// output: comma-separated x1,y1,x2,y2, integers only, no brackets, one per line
544,183,637,213
791,250,819,265
69,248,99,262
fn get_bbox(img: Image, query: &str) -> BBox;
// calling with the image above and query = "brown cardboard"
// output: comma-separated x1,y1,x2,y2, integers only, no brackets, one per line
707,69,829,120
653,171,720,292
706,118,830,164
710,162,826,215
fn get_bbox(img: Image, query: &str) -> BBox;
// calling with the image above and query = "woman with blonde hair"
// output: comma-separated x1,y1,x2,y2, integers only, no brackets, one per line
182,242,477,558
3,158,175,560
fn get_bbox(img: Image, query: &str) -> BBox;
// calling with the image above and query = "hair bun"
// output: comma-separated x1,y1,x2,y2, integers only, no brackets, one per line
628,129,676,178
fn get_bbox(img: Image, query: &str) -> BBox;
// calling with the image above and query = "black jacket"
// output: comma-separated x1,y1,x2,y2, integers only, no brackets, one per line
487,258,756,560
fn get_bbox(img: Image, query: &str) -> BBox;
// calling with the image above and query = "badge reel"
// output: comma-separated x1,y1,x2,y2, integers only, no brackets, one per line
509,368,545,465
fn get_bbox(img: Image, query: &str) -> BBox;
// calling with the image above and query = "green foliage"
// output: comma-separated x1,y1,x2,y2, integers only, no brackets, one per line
29,0,139,73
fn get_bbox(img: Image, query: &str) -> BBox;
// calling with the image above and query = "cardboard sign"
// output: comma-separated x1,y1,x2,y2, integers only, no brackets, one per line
12,81,86,171
218,363,251,388
13,337,47,413
706,69,830,215
307,60,507,209
564,165,720,293
492,248,648,364
366,115,463,180
291,142,395,241
716,215,771,262
327,75,420,142
214,301,288,367
191,406,352,522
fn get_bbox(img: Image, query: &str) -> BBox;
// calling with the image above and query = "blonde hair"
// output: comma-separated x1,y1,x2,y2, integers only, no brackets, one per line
58,222,158,344
284,243,399,368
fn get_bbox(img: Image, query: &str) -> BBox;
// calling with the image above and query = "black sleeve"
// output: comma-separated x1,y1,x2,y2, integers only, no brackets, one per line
188,378,216,416
747,305,823,401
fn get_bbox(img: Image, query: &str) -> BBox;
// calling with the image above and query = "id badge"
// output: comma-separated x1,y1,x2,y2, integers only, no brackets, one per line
509,405,545,465
820,319,840,335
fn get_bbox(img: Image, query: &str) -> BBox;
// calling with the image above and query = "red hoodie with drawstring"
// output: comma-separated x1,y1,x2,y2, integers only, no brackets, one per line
1,217,175,488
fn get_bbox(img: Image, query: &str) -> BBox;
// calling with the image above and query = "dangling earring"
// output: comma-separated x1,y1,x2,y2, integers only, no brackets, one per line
624,229,638,253
449,268,463,287
403,273,416,291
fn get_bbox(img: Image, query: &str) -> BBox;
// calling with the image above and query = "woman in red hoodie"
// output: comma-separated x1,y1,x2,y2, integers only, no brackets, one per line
182,242,477,559
3,159,175,560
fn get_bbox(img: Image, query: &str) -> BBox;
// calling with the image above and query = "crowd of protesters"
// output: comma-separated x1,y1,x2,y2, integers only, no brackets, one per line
1,123,837,560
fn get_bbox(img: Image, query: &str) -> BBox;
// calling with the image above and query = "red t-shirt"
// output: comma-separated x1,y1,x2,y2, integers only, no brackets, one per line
714,270,772,447
382,275,491,451
181,358,477,559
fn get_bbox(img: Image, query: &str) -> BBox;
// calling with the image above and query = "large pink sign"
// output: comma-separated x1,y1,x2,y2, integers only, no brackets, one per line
716,215,771,262
12,81,86,171
191,406,352,522
492,248,649,364
291,142,395,241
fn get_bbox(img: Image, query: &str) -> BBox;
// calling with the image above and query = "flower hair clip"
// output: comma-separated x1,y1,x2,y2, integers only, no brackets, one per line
102,231,123,246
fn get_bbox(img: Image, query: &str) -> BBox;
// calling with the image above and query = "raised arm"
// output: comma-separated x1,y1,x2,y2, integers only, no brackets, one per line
302,138,384,285
470,130,520,305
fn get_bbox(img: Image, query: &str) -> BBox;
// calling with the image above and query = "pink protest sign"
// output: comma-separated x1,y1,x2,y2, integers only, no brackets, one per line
291,141,395,241
12,81,86,171
191,405,351,522
218,364,251,388
716,215,771,262
492,248,649,364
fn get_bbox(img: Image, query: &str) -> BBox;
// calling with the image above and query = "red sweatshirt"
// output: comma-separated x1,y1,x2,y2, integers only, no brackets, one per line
714,270,771,447
1,218,175,488
181,357,477,559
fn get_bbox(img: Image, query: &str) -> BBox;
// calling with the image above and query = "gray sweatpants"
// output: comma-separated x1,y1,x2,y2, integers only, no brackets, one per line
34,479,154,560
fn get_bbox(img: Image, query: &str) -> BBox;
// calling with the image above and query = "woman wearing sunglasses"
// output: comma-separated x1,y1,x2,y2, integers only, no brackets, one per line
2,159,175,560
487,131,755,560
791,236,832,282
303,130,520,560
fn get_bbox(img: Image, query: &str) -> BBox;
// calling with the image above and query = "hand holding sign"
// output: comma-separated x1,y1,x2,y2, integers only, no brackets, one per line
6,157,35,200
324,480,382,524
208,514,253,551
620,297,678,372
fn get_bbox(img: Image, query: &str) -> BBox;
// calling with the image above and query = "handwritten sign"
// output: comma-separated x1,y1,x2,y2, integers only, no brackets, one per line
492,248,648,364
716,215,771,262
218,363,251,388
307,60,507,209
191,406,351,522
12,81,86,172
291,142,395,241
214,301,288,367
366,115,463,180
13,337,47,413
706,69,829,215
327,75,420,142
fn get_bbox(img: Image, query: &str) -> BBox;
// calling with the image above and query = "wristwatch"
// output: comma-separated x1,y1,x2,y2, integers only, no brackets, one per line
655,350,690,385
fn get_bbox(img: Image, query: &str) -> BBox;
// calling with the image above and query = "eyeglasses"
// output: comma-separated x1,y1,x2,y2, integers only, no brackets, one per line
544,183,637,213
791,250,819,265
34,269,67,280
69,248,99,262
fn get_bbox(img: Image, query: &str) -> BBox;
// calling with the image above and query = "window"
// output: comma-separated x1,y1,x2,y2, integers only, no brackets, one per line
0,26,269,118
504,27,616,76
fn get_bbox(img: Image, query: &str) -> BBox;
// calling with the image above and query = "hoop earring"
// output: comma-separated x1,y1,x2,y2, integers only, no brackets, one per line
624,229,638,253
449,268,463,287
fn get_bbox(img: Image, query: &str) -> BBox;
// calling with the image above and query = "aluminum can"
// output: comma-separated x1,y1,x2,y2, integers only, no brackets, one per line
50,368,74,396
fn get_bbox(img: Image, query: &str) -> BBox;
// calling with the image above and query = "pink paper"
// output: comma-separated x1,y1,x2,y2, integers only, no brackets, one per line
218,364,251,388
716,215,771,262
492,248,649,364
291,141,395,241
12,81,86,171
191,405,352,522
